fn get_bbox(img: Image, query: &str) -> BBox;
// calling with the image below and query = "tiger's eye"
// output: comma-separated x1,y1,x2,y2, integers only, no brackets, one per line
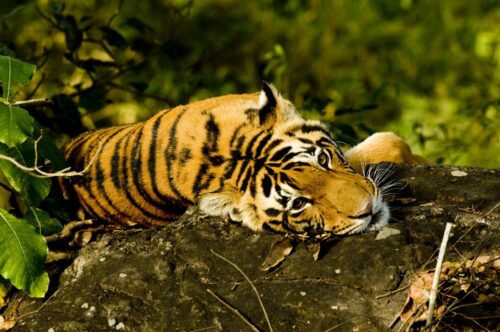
291,197,307,210
318,151,329,168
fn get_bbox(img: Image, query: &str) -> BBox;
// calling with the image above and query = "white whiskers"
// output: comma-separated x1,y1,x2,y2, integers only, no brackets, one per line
366,163,403,198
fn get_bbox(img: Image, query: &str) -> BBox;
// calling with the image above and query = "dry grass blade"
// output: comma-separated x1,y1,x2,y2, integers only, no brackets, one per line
210,249,273,332
206,289,260,332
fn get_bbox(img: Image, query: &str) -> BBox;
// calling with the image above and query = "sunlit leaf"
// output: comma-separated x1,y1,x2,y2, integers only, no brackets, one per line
0,56,36,100
0,275,10,308
0,103,35,147
25,207,63,236
0,143,51,207
0,208,49,298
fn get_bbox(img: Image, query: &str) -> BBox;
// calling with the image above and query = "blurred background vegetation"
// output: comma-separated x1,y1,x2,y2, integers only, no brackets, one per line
1,0,499,167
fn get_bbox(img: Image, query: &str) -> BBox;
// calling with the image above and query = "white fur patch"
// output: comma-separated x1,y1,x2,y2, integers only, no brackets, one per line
198,192,234,217
258,89,268,108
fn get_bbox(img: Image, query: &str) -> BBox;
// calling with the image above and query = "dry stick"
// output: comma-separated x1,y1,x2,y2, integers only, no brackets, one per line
483,201,500,217
375,284,410,299
0,137,103,179
324,320,348,331
187,325,220,332
9,98,54,108
425,222,454,329
45,219,94,242
210,249,273,332
206,289,260,332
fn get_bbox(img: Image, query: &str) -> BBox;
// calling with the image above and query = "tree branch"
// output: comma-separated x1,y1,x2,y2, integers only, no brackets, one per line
0,134,103,178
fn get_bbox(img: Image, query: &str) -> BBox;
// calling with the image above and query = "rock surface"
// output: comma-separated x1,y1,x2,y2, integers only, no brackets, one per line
6,164,500,331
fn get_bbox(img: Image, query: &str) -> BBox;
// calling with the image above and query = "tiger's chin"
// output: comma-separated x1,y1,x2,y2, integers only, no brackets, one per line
346,202,390,235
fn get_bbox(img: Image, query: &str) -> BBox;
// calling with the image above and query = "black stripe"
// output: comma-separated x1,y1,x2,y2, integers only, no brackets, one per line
221,135,246,186
270,146,292,161
301,124,331,137
335,149,348,164
192,163,209,195
280,172,300,190
281,151,303,163
148,115,168,203
123,128,184,219
253,133,273,158
179,147,192,163
298,137,314,145
197,172,216,194
202,113,221,160
264,208,281,217
239,166,253,193
209,155,224,166
110,129,132,189
316,137,337,148
132,128,165,206
263,139,283,154
166,109,190,201
283,161,310,170
229,124,245,148
245,131,265,158
262,174,272,197
82,130,124,221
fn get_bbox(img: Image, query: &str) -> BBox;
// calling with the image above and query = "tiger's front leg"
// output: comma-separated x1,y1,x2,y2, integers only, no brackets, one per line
344,132,430,174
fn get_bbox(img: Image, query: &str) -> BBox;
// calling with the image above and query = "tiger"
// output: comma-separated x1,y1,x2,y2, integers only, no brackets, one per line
63,83,427,239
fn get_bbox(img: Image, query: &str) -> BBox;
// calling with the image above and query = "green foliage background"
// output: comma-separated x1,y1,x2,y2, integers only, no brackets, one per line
1,0,499,167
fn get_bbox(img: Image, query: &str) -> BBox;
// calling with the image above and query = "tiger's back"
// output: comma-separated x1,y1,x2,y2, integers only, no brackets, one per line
64,92,266,226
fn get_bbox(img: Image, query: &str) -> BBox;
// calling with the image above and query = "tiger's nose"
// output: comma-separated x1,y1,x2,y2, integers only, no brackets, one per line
351,201,373,219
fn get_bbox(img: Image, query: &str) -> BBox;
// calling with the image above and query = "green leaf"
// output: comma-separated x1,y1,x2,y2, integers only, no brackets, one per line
25,207,63,236
0,103,35,147
0,56,36,101
53,14,82,52
0,143,51,206
101,27,128,49
0,208,49,298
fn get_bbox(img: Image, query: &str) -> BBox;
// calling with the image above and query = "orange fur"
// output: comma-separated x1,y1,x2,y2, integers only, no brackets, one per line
64,84,427,237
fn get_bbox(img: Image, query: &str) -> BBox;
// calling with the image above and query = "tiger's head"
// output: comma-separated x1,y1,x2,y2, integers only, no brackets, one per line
198,83,390,240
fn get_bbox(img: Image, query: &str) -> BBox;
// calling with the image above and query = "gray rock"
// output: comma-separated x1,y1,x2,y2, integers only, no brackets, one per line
8,164,499,331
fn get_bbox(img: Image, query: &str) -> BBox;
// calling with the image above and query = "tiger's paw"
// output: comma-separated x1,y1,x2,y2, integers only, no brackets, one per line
344,132,430,174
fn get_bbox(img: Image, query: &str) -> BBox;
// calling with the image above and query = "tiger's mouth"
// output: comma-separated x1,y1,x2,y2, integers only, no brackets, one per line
347,201,390,234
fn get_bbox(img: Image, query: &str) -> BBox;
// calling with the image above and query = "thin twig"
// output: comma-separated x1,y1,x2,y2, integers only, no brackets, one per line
107,81,174,104
8,98,54,109
376,284,410,299
206,289,260,332
324,320,348,331
0,136,103,178
15,288,62,320
426,222,454,328
483,201,500,217
186,326,219,332
210,249,273,332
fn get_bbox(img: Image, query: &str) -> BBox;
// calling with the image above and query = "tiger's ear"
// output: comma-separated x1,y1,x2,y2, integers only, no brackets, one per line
258,82,279,130
197,186,241,218
258,82,300,129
